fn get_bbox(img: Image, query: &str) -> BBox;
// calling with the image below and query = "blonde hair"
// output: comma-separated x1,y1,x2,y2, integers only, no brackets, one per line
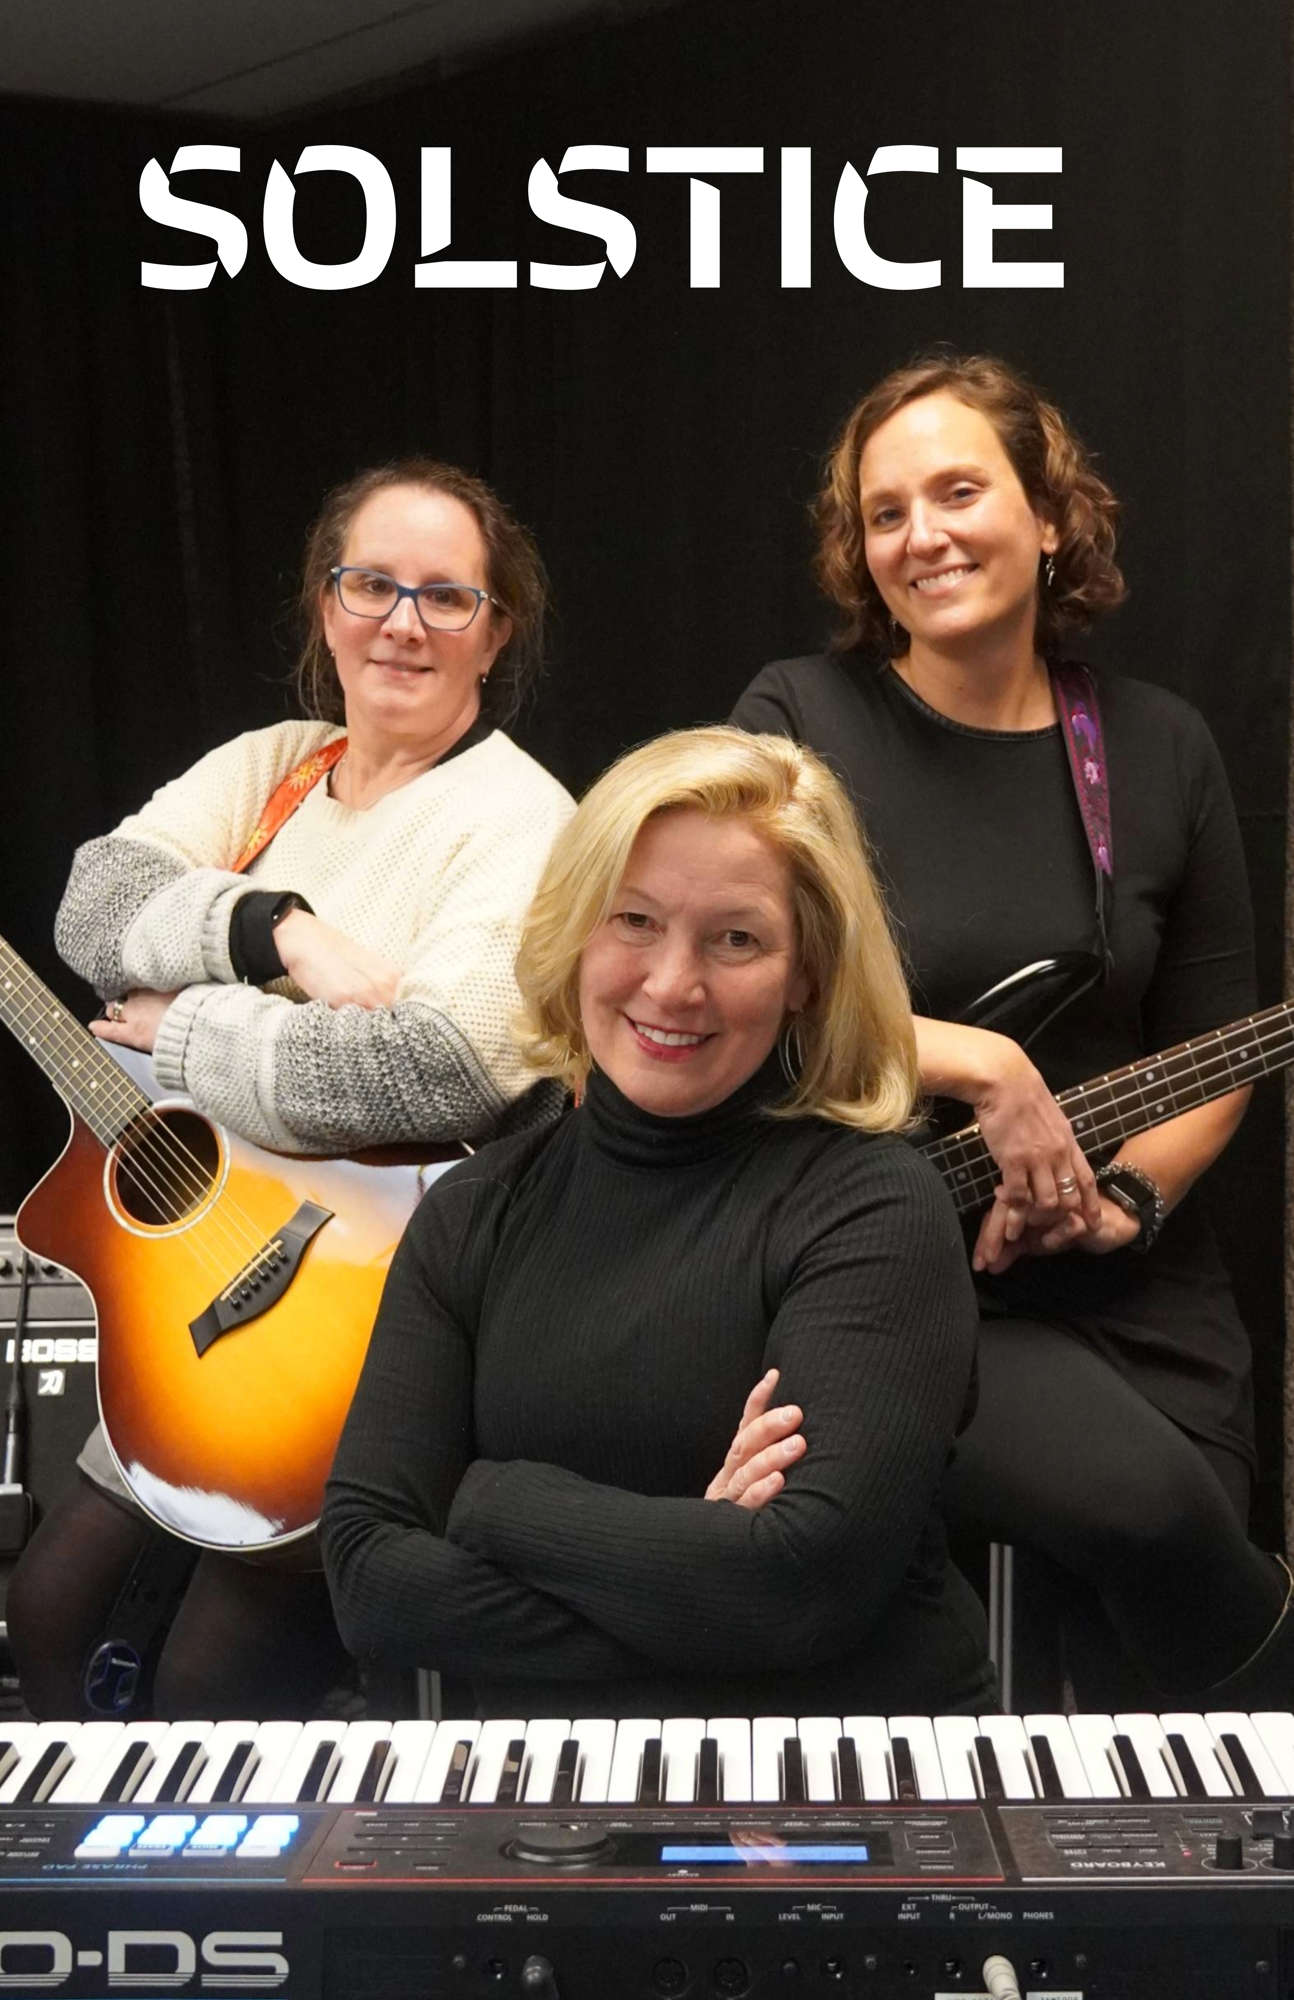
516,727,918,1131
815,350,1126,656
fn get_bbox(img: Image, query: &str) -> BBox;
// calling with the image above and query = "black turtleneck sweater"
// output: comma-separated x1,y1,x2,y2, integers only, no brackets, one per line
322,1059,991,1718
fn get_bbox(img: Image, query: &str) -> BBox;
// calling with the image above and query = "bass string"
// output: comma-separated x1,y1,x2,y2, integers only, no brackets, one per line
944,1030,1291,1214
927,1010,1294,1181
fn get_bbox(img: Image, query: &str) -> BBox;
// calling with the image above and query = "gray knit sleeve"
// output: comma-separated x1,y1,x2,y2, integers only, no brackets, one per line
151,985,561,1151
54,835,247,997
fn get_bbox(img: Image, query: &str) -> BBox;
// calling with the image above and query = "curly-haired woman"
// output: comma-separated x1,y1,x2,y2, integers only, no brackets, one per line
732,353,1293,1710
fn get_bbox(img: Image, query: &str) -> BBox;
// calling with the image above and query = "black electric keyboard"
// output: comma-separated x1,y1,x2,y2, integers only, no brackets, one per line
5,1714,1294,2000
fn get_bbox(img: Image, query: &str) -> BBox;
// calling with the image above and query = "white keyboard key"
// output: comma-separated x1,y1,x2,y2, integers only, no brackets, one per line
186,1721,267,1805
890,1716,946,1801
976,1715,1037,1801
327,1721,400,1804
568,1719,616,1805
1205,1712,1287,1798
662,1718,706,1803
520,1718,571,1804
798,1717,843,1803
0,1723,38,1790
50,1723,126,1803
90,1722,177,1803
246,1722,318,1804
467,1720,528,1804
841,1716,894,1801
1112,1714,1180,1800
752,1716,796,1802
707,1718,752,1804
608,1720,660,1804
1249,1713,1294,1797
933,1716,981,1800
0,1721,82,1803
1024,1715,1093,1799
381,1721,442,1804
133,1723,215,1804
1157,1713,1236,1799
1067,1714,1123,1797
414,1721,480,1803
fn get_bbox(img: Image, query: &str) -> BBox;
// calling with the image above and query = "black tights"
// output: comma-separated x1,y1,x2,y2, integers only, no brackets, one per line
8,1475,351,1721
943,1316,1281,1705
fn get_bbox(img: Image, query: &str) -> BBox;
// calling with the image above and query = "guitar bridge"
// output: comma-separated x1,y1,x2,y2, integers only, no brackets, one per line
188,1200,333,1356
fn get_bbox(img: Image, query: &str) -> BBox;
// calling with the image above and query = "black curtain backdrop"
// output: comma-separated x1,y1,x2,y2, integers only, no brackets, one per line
1,0,1288,1526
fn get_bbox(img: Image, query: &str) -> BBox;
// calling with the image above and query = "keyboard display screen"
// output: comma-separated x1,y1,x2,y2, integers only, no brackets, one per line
660,1841,874,1865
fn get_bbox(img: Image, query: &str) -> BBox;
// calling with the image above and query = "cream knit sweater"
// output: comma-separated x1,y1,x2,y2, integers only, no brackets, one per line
55,720,574,1152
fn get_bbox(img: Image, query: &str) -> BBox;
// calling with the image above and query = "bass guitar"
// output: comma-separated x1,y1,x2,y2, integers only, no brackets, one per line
2,935,463,1555
924,957,1289,1215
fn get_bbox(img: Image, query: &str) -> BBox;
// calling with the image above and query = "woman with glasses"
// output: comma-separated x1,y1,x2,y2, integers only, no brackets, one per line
9,458,573,1723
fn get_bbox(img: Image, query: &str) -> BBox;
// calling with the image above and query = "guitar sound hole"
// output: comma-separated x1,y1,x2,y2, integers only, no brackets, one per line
113,1109,221,1227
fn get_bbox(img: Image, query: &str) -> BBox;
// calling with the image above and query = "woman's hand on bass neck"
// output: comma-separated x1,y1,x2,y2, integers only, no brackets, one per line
704,1369,805,1510
913,1016,1101,1273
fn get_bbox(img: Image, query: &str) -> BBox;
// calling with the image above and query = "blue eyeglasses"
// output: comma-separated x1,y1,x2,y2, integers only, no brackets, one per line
330,566,503,633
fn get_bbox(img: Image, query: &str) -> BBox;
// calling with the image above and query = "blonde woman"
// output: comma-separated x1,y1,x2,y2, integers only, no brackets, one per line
324,726,992,1720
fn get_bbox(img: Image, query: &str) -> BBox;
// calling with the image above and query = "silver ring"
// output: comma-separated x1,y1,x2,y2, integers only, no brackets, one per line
1056,1175,1079,1195
107,999,125,1023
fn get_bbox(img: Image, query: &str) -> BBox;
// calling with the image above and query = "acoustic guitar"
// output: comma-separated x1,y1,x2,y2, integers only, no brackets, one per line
2,935,462,1555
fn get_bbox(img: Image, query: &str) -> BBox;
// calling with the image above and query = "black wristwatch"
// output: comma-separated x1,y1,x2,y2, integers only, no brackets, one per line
229,890,314,985
1095,1161,1166,1251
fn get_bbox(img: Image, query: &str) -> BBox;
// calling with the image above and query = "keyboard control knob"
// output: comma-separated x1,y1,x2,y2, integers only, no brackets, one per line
1213,1833,1244,1871
1271,1833,1294,1871
507,1822,614,1866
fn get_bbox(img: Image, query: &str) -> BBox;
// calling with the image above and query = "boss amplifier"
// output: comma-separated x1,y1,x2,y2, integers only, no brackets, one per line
0,1218,97,1600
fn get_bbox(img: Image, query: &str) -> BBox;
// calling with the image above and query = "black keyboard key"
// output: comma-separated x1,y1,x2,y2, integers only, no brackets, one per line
154,1739,205,1802
1111,1733,1151,1802
212,1741,256,1803
496,1739,526,1805
1219,1733,1262,1801
355,1740,392,1804
440,1739,472,1805
782,1737,806,1804
638,1737,662,1805
697,1737,720,1806
1029,1735,1064,1802
890,1735,918,1803
551,1739,579,1806
100,1741,151,1804
974,1734,1005,1802
18,1742,70,1804
837,1736,862,1805
297,1740,339,1802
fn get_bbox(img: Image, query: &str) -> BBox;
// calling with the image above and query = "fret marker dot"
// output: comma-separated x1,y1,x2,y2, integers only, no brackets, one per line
1145,1071,1156,1082
956,1170,967,1183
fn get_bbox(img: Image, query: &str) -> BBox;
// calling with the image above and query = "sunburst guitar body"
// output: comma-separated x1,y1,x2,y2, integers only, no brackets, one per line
3,937,462,1555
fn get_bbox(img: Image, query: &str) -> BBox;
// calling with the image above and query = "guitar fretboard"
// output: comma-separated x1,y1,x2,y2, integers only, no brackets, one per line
926,999,1294,1216
0,938,150,1146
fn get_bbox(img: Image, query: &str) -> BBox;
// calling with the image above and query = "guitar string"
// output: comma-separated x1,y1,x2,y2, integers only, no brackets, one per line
924,1007,1294,1174
933,1015,1294,1214
944,1033,1292,1214
1,964,287,1285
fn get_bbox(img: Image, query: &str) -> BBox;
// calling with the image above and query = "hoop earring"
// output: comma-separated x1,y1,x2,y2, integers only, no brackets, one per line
778,1015,806,1087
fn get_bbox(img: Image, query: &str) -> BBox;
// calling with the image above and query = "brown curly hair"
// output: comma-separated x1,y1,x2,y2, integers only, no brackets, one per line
814,351,1126,657
294,458,548,728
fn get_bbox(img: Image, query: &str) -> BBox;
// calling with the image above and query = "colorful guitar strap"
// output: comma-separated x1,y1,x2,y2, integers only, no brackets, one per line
1050,661,1113,974
229,736,348,875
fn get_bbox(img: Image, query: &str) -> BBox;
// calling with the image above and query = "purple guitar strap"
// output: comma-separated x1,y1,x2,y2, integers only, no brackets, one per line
1050,660,1114,975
